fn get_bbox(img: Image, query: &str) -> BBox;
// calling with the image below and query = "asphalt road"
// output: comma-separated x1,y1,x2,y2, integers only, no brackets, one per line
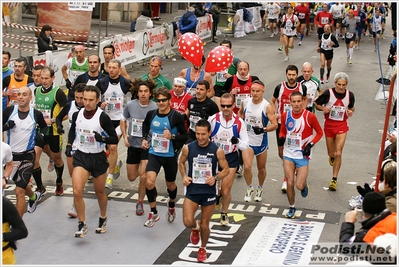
6,14,396,247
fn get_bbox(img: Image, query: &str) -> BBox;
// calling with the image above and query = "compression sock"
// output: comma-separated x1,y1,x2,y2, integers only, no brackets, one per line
300,33,304,41
320,68,325,79
327,68,332,78
55,164,64,184
151,207,158,214
32,167,43,189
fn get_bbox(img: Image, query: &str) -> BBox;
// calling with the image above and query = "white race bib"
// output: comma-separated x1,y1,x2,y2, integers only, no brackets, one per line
329,106,346,121
152,133,170,153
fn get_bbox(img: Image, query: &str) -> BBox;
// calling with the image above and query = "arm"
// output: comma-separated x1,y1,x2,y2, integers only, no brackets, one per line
347,91,355,117
238,101,245,119
265,104,278,132
56,102,71,130
308,113,324,145
62,65,69,80
120,117,130,148
216,148,229,180
279,112,287,139
120,66,132,82
222,77,233,93
3,197,28,242
178,144,191,186
141,110,154,150
204,73,214,98
34,110,49,136
237,118,249,150
315,89,330,112
99,113,118,144
67,112,78,145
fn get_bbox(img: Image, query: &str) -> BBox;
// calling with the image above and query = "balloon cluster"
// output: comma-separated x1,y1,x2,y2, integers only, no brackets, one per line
178,33,233,72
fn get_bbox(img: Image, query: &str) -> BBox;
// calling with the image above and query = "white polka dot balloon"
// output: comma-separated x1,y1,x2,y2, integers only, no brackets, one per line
204,46,234,73
178,32,204,67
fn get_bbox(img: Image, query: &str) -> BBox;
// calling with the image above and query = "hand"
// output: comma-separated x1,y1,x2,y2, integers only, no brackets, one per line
303,143,313,156
356,183,372,197
345,208,358,223
4,120,15,130
231,136,239,144
123,135,130,147
65,144,72,157
93,131,103,142
182,175,192,186
57,125,64,134
252,126,264,135
65,79,72,89
141,139,149,150
163,127,172,139
100,102,108,110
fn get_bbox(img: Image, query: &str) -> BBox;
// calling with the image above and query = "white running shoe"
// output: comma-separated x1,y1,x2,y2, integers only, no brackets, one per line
254,187,263,202
281,179,287,193
68,204,77,218
244,186,254,202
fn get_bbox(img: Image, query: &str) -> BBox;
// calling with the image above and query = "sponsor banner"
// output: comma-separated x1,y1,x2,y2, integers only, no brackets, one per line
99,26,167,66
244,7,257,33
196,14,213,39
234,7,262,37
251,6,263,29
32,49,70,87
234,9,246,38
232,217,324,265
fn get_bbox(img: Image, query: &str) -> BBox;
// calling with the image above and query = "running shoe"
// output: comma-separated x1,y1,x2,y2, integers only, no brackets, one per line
105,176,113,189
347,56,350,63
220,213,229,226
166,201,176,223
113,159,123,179
284,56,289,62
270,33,274,38
325,76,329,83
55,183,64,196
298,41,302,46
320,78,324,84
190,221,200,245
144,212,160,228
197,248,207,263
285,207,296,218
329,179,337,191
278,46,283,51
349,59,352,64
328,156,335,166
301,185,309,198
35,185,46,195
136,201,145,216
236,164,243,175
244,186,254,202
254,187,263,202
281,178,287,193
87,175,93,183
214,194,222,211
68,204,77,218
75,221,88,238
47,160,55,172
27,191,42,213
95,217,107,234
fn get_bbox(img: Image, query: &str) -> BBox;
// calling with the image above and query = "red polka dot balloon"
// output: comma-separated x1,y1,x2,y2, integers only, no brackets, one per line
178,33,204,67
204,46,233,73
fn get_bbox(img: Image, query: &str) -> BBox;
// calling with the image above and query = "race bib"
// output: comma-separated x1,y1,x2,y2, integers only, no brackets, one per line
187,87,196,97
79,129,96,146
283,103,292,113
39,109,51,120
189,115,201,131
130,118,144,137
329,106,346,121
152,133,170,153
235,93,250,109
214,136,231,154
321,17,329,24
245,115,261,132
105,97,122,111
307,92,315,107
192,157,212,184
216,69,228,82
345,32,354,39
287,132,301,150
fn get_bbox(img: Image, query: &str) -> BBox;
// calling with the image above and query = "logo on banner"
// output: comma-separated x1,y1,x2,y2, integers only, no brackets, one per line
113,38,136,58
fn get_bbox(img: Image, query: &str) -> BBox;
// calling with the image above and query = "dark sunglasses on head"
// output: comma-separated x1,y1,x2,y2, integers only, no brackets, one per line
156,98,168,103
220,104,233,108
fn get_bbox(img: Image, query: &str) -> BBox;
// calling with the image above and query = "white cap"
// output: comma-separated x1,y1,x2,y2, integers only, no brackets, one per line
173,77,187,86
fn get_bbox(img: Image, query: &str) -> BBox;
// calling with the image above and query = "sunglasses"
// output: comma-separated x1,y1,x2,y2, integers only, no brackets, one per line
156,98,168,103
221,104,233,108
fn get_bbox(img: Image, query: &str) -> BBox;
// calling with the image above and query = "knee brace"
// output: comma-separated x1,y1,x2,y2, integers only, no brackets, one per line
167,187,177,200
146,187,157,203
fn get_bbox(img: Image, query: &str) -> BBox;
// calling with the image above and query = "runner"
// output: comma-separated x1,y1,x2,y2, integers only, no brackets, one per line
178,119,229,262
187,80,219,143
120,78,157,216
317,24,339,84
100,44,132,81
141,87,187,227
35,67,68,196
3,86,47,217
179,58,214,98
208,93,249,225
238,80,278,202
67,85,118,238
279,92,323,218
297,62,322,113
280,7,300,61
315,72,355,191
96,59,130,189
270,65,307,193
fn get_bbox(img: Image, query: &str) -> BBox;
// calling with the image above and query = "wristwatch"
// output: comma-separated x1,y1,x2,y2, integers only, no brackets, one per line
171,134,176,140
214,174,219,182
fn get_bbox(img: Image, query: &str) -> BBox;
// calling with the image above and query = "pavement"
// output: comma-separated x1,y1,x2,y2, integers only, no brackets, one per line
4,8,398,266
